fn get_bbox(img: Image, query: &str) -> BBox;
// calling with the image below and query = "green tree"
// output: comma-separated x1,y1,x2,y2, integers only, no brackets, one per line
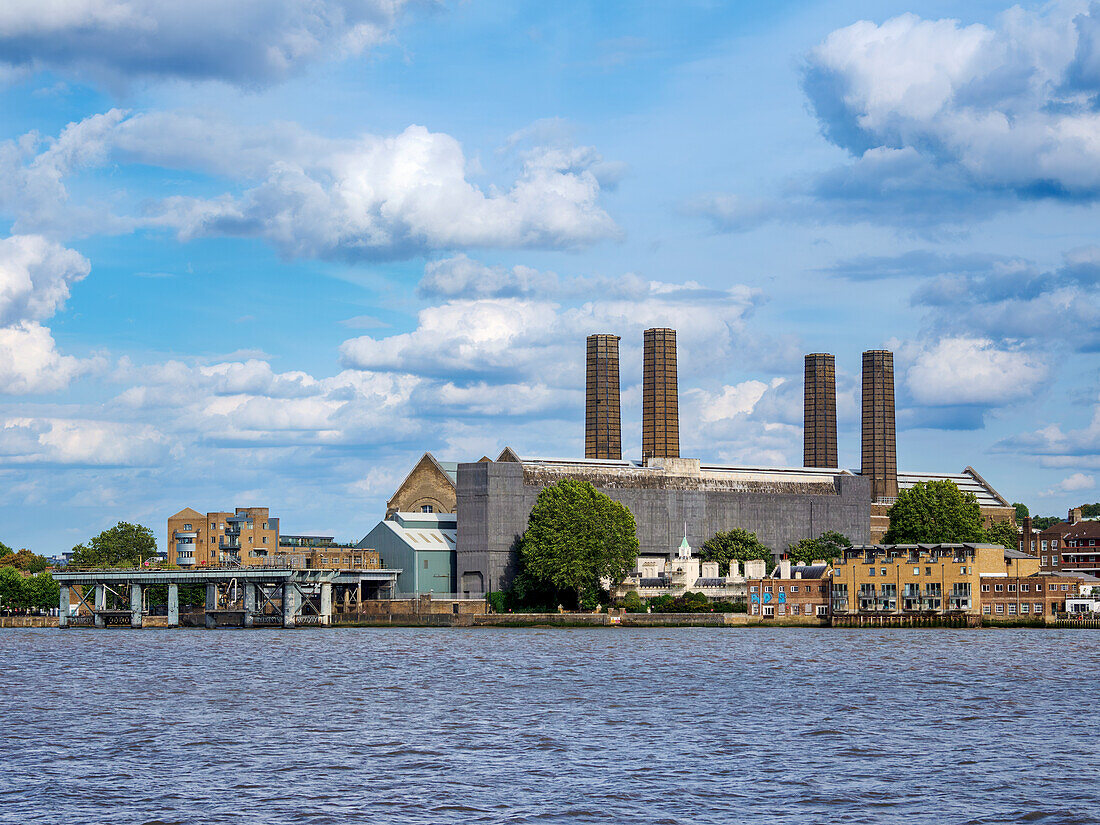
787,531,850,565
70,522,158,568
1013,502,1029,521
619,591,645,613
1032,515,1062,530
0,567,26,611
518,479,639,609
24,573,59,611
699,528,773,572
985,520,1018,551
1081,503,1100,518
883,480,987,544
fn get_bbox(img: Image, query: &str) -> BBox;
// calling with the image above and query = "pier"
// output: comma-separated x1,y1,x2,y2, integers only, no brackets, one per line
53,567,400,628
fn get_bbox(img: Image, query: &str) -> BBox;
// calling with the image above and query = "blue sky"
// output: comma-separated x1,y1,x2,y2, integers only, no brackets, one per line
2,0,1100,554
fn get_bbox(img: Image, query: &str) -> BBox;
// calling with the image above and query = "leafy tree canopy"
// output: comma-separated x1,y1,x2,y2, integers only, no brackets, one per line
0,548,49,573
1081,503,1100,518
699,528,772,572
1031,515,1062,530
787,531,850,565
518,479,639,609
0,567,25,610
984,520,1018,551
1013,502,1029,521
70,522,158,568
883,480,987,544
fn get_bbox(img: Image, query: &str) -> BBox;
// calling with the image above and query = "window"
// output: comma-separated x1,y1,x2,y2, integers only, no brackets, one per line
764,586,772,593
791,585,799,593
816,605,828,617
881,568,888,577
262,521,268,530
981,584,989,592
210,522,215,530
1053,540,1059,548
1020,603,1030,614
1035,583,1043,592
1008,604,1017,615
220,523,225,529
421,505,434,513
262,536,267,544
996,604,1004,614
1021,584,1029,593
778,586,785,593
983,605,991,615
789,605,800,615
995,584,1004,592
183,523,192,530
1008,584,1016,592
913,567,920,576
1061,584,1069,591
749,586,758,593
1042,540,1048,551
869,567,876,577
424,559,429,569
248,536,252,543
926,567,932,576
763,606,774,617
1034,603,1044,614
1042,556,1048,565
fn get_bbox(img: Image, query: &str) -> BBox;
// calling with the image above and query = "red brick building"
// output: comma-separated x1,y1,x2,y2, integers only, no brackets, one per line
748,562,831,619
980,573,1081,619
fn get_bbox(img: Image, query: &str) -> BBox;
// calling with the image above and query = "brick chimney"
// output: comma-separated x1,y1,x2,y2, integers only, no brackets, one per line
1069,507,1083,524
861,350,899,501
804,353,838,468
642,327,679,462
585,334,621,460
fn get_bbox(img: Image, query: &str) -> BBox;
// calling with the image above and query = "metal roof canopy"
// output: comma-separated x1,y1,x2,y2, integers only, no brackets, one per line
52,568,401,586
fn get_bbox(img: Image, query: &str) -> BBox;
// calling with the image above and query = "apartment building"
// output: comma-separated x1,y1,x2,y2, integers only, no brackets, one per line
830,544,1037,618
979,573,1083,620
167,507,279,567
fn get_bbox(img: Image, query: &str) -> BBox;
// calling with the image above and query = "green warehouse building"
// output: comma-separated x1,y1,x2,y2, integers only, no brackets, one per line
357,512,457,596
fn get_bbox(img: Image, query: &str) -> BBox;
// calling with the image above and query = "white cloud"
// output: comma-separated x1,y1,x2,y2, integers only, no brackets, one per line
689,378,785,424
0,417,172,466
904,337,1047,406
804,4,1100,199
0,322,88,395
0,0,409,86
0,234,89,325
1043,472,1096,496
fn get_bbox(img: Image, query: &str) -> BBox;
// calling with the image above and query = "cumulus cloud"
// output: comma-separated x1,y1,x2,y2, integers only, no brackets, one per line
904,336,1047,406
0,417,172,466
804,4,1100,201
0,112,620,259
0,0,409,86
1043,472,1096,495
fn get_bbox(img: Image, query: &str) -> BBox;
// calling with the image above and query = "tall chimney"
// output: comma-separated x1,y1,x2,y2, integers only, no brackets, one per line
804,353,838,468
585,334,622,460
862,350,898,501
642,327,679,461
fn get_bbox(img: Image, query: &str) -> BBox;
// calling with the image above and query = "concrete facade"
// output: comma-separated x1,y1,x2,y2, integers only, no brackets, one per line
455,454,870,597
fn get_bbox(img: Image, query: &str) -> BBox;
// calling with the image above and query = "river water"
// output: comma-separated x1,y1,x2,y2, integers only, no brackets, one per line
2,628,1098,825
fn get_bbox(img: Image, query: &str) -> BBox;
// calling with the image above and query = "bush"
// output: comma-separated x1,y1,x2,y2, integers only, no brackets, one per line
619,591,646,613
486,591,507,614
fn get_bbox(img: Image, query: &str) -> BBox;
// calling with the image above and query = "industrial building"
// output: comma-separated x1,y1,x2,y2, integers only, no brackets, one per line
357,512,457,596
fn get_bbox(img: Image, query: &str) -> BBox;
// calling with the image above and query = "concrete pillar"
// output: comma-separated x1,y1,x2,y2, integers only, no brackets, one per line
243,583,256,628
94,583,106,628
283,582,298,628
130,583,142,628
167,584,179,627
205,583,217,629
59,585,70,628
320,582,333,626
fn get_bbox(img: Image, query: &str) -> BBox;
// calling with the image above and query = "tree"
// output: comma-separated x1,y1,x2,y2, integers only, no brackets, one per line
24,573,59,611
883,480,987,544
518,479,639,609
787,531,850,565
70,522,158,568
1032,515,1062,530
699,528,772,573
1081,503,1100,518
1013,502,1029,521
0,548,49,573
0,567,26,611
985,520,1018,551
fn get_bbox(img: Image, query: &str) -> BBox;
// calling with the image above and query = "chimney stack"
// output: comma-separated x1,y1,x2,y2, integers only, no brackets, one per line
861,349,898,501
804,353,838,468
642,328,679,462
585,334,622,460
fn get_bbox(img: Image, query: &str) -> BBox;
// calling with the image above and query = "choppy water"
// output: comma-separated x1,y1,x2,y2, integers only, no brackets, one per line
2,628,1099,825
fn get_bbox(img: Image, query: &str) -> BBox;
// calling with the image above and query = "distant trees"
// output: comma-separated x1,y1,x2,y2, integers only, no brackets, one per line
699,528,772,573
1013,502,1029,521
884,481,988,544
0,568,59,612
985,520,1018,551
787,531,850,565
0,548,49,573
70,522,158,568
517,479,638,609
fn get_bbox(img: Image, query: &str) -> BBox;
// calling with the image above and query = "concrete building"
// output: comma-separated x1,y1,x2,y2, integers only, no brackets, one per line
642,327,679,461
358,512,457,596
747,560,831,619
804,353,837,469
385,452,459,517
585,333,622,460
456,452,869,597
167,507,279,567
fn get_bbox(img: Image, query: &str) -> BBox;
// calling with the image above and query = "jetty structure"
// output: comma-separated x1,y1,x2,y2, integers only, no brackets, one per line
52,566,399,628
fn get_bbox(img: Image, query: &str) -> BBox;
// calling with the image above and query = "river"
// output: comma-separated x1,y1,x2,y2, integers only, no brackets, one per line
2,628,1098,824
